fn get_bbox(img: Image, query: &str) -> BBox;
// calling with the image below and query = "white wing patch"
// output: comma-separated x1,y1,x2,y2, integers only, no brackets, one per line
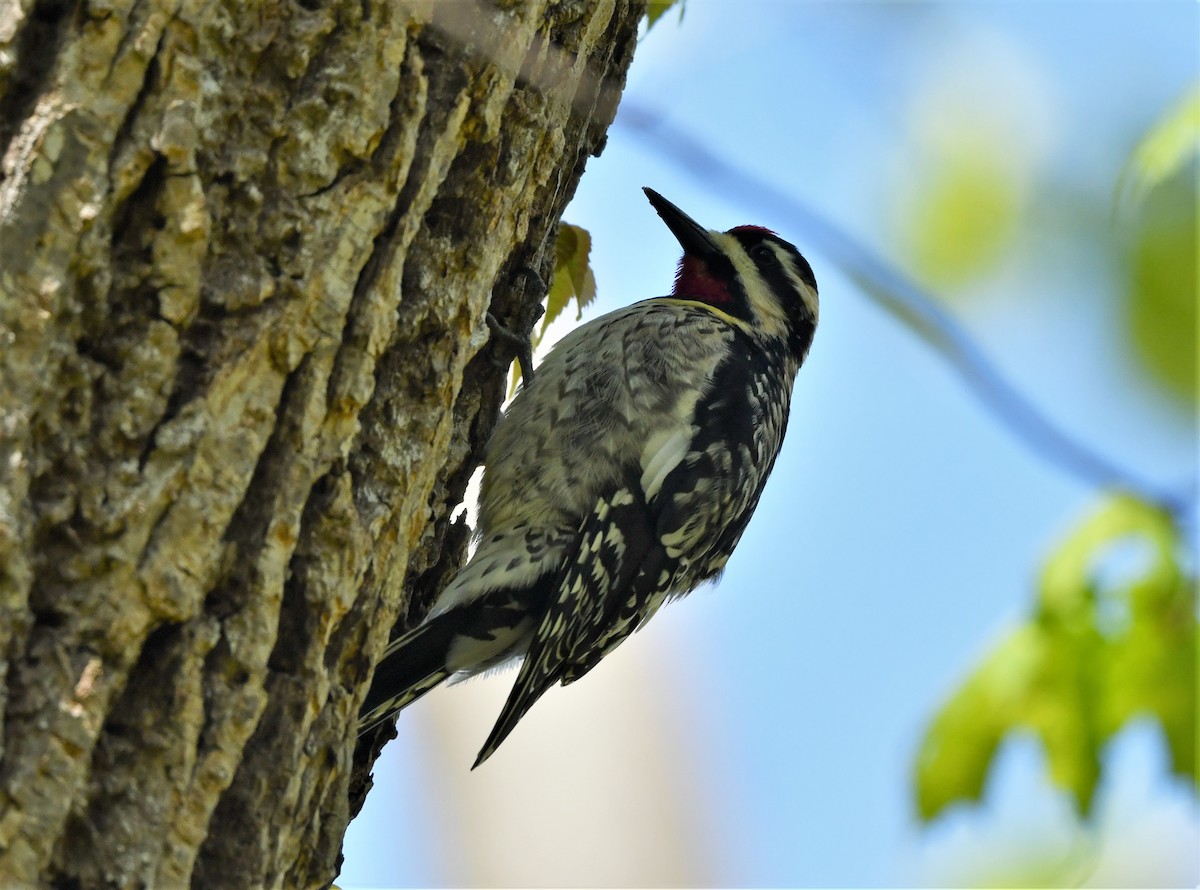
640,425,695,501
639,383,707,501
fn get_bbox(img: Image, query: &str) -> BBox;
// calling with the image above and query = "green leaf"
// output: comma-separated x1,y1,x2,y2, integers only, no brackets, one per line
1094,501,1196,787
914,620,1105,821
544,223,597,333
645,0,684,31
1118,83,1200,207
914,496,1197,823
1125,167,1198,405
508,223,598,394
915,625,1051,820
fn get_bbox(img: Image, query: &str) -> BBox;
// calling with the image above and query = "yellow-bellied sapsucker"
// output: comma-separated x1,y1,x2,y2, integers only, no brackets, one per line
360,188,819,767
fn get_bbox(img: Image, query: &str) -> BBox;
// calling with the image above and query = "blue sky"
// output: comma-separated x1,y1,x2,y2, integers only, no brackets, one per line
342,3,1197,886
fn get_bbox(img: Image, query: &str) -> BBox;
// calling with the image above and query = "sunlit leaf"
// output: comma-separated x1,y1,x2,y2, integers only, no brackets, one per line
914,620,1104,821
1096,502,1196,786
915,496,1197,823
1117,83,1200,207
544,223,597,333
915,626,1047,820
645,0,684,31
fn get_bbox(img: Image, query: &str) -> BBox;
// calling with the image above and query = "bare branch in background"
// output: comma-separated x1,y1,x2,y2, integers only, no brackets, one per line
617,103,1197,522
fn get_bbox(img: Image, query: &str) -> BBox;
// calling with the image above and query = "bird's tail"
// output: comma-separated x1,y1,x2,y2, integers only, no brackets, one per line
357,612,458,735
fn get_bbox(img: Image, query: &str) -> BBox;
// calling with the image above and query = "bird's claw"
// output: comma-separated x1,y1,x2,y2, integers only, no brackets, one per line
487,266,546,384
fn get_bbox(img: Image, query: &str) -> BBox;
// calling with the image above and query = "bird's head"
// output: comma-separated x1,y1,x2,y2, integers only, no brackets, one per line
644,187,818,362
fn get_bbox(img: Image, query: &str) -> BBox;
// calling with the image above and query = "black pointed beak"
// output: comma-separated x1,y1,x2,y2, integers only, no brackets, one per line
643,188,722,260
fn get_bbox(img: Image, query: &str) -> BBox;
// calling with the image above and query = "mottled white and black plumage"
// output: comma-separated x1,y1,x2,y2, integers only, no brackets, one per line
360,189,819,766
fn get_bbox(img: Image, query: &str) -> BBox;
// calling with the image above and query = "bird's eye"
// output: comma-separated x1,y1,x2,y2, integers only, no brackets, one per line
751,243,777,266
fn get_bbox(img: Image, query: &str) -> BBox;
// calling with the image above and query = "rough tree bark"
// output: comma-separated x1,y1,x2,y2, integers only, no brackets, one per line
0,0,642,885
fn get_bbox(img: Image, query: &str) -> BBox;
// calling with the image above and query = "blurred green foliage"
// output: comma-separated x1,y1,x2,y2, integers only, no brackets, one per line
645,0,684,31
910,91,1196,826
926,840,1099,890
902,137,1024,290
1118,84,1199,205
915,495,1197,822
1126,167,1197,405
1121,84,1198,407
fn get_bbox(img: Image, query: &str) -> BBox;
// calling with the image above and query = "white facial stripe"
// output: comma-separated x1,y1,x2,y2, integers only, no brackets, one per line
711,232,791,340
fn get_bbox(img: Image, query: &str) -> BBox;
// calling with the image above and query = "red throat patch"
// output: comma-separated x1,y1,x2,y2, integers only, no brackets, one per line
673,255,733,306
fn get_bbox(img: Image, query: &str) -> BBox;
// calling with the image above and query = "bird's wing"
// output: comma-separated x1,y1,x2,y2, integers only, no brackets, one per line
473,332,790,766
563,345,791,685
472,482,660,767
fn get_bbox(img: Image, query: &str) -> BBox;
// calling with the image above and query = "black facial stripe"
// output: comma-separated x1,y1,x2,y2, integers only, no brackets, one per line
788,316,817,361
750,244,812,318
764,251,816,358
705,252,755,322
733,230,817,294
729,230,818,360
790,251,817,293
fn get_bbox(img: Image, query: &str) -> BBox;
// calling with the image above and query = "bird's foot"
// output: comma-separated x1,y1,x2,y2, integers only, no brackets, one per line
487,266,546,384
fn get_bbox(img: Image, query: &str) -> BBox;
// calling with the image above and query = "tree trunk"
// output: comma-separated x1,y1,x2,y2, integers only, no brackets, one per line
0,0,641,885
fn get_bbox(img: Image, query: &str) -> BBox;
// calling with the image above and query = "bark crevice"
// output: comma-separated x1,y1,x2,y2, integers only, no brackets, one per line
0,1,644,886
0,0,79,157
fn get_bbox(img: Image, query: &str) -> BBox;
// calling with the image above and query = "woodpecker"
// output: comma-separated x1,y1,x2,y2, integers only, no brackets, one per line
360,188,819,767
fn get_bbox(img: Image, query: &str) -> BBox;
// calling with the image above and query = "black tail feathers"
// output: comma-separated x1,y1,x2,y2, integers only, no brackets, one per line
357,611,459,735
